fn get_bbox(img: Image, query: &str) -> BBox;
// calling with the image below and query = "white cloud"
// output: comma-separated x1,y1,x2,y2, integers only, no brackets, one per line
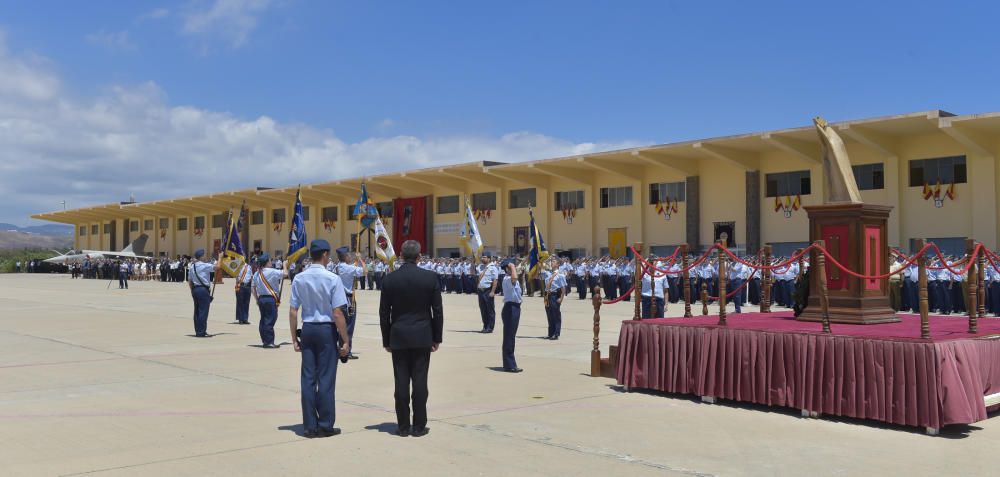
86,30,138,52
140,8,171,21
0,36,643,225
181,0,275,48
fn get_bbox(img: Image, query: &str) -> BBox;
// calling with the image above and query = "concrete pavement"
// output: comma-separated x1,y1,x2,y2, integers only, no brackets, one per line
0,274,994,476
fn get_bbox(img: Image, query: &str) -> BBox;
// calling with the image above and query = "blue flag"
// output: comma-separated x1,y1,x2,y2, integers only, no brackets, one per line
287,188,307,263
354,183,379,230
219,209,246,278
528,207,548,278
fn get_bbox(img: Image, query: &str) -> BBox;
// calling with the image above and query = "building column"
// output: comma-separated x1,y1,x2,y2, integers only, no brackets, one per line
685,176,700,251
745,171,761,254
970,153,998,248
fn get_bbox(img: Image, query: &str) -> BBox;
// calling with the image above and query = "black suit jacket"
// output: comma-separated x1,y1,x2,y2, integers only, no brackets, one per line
380,263,444,350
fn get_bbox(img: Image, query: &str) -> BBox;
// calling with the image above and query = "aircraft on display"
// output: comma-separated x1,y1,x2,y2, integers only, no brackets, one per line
43,234,150,264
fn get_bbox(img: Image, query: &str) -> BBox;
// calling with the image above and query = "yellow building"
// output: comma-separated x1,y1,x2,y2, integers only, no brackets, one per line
33,110,1000,258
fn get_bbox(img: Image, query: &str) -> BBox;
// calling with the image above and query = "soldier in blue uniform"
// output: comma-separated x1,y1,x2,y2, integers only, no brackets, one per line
500,260,523,372
188,249,220,337
253,253,288,348
476,256,499,333
289,240,350,438
541,262,567,340
328,247,365,359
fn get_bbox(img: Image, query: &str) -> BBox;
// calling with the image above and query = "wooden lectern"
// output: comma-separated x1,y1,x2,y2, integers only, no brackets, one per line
797,203,899,324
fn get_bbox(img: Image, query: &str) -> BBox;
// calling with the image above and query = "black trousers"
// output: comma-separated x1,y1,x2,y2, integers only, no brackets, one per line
392,348,431,430
501,302,520,370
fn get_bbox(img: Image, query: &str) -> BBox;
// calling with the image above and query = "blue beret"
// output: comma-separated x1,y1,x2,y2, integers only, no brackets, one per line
335,246,350,255
310,239,331,254
194,249,205,258
257,252,270,265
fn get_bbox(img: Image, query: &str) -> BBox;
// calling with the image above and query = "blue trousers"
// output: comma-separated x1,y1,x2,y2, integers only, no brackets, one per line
300,322,339,433
546,293,562,338
501,302,520,370
340,303,356,353
257,296,277,345
236,285,251,323
191,286,211,335
641,296,665,318
728,278,745,313
478,289,495,331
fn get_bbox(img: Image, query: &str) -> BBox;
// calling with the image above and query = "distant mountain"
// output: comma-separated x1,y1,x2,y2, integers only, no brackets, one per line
0,223,73,236
0,231,73,250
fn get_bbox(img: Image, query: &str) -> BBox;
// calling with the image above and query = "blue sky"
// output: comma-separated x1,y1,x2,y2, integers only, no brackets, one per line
3,0,999,225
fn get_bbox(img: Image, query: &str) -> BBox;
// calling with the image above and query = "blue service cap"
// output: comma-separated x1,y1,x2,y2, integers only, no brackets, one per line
310,239,332,254
257,252,270,265
500,259,512,270
335,246,350,255
194,249,205,259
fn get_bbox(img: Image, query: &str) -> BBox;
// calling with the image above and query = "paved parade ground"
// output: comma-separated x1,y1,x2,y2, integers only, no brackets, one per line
1,274,996,476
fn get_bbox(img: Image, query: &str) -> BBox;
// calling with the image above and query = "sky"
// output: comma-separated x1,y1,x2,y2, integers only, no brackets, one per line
3,0,1000,225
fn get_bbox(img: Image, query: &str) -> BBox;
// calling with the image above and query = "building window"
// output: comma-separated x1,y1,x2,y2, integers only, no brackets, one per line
79,226,86,236
129,221,139,232
376,202,392,218
177,218,188,231
251,210,264,225
437,195,459,214
302,206,310,221
765,170,811,197
649,182,686,204
348,207,358,220
508,188,536,209
143,219,153,231
159,218,169,230
103,223,112,234
909,156,967,187
600,186,633,208
272,208,286,223
472,192,496,211
91,224,99,235
211,214,226,229
554,190,584,210
194,216,205,230
321,206,338,222
852,163,885,191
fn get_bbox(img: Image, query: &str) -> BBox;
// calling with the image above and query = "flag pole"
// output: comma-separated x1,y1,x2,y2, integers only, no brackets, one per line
211,208,234,299
276,186,300,305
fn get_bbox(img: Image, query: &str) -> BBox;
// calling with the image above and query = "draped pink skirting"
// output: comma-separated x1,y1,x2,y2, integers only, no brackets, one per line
616,313,1000,429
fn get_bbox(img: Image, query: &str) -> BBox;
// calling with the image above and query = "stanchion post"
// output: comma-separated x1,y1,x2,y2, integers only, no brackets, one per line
681,243,692,317
761,245,772,313
967,239,978,334
591,286,603,377
633,242,643,321
978,248,986,317
701,283,708,316
916,239,930,340
796,249,805,281
717,241,727,326
815,240,831,333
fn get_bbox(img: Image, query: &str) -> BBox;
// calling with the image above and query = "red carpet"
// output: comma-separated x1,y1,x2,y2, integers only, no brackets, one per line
616,311,1000,430
638,311,1000,342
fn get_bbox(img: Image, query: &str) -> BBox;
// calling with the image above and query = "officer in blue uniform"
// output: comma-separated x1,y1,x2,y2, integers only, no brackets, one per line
500,260,523,372
188,249,220,337
289,239,350,438
328,247,365,359
253,252,288,348
476,256,499,333
541,262,567,340
233,254,253,324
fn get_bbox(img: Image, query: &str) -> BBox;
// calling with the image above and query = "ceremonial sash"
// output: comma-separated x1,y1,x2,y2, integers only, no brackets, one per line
257,269,280,306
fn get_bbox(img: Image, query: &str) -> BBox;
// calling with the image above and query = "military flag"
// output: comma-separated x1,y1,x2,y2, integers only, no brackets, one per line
354,182,379,230
528,206,548,278
460,198,484,259
372,214,396,266
286,187,308,263
219,207,247,277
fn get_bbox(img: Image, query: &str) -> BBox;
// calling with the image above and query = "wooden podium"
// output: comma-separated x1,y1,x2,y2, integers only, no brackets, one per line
798,203,899,324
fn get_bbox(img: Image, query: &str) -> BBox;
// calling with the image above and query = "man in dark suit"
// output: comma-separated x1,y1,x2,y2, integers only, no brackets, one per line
379,240,443,437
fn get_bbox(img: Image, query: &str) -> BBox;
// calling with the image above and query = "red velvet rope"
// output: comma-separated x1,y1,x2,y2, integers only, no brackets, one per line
601,286,635,305
707,268,759,300
718,245,814,272
983,248,1000,273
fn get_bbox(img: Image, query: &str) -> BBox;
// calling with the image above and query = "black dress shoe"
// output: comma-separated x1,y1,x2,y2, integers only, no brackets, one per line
303,430,322,438
552,336,559,341
348,354,359,359
504,368,523,373
480,329,488,333
410,427,429,437
319,427,341,437
396,427,411,437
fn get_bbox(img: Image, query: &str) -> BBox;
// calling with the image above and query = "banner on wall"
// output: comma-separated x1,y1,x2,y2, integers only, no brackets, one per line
392,196,428,254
